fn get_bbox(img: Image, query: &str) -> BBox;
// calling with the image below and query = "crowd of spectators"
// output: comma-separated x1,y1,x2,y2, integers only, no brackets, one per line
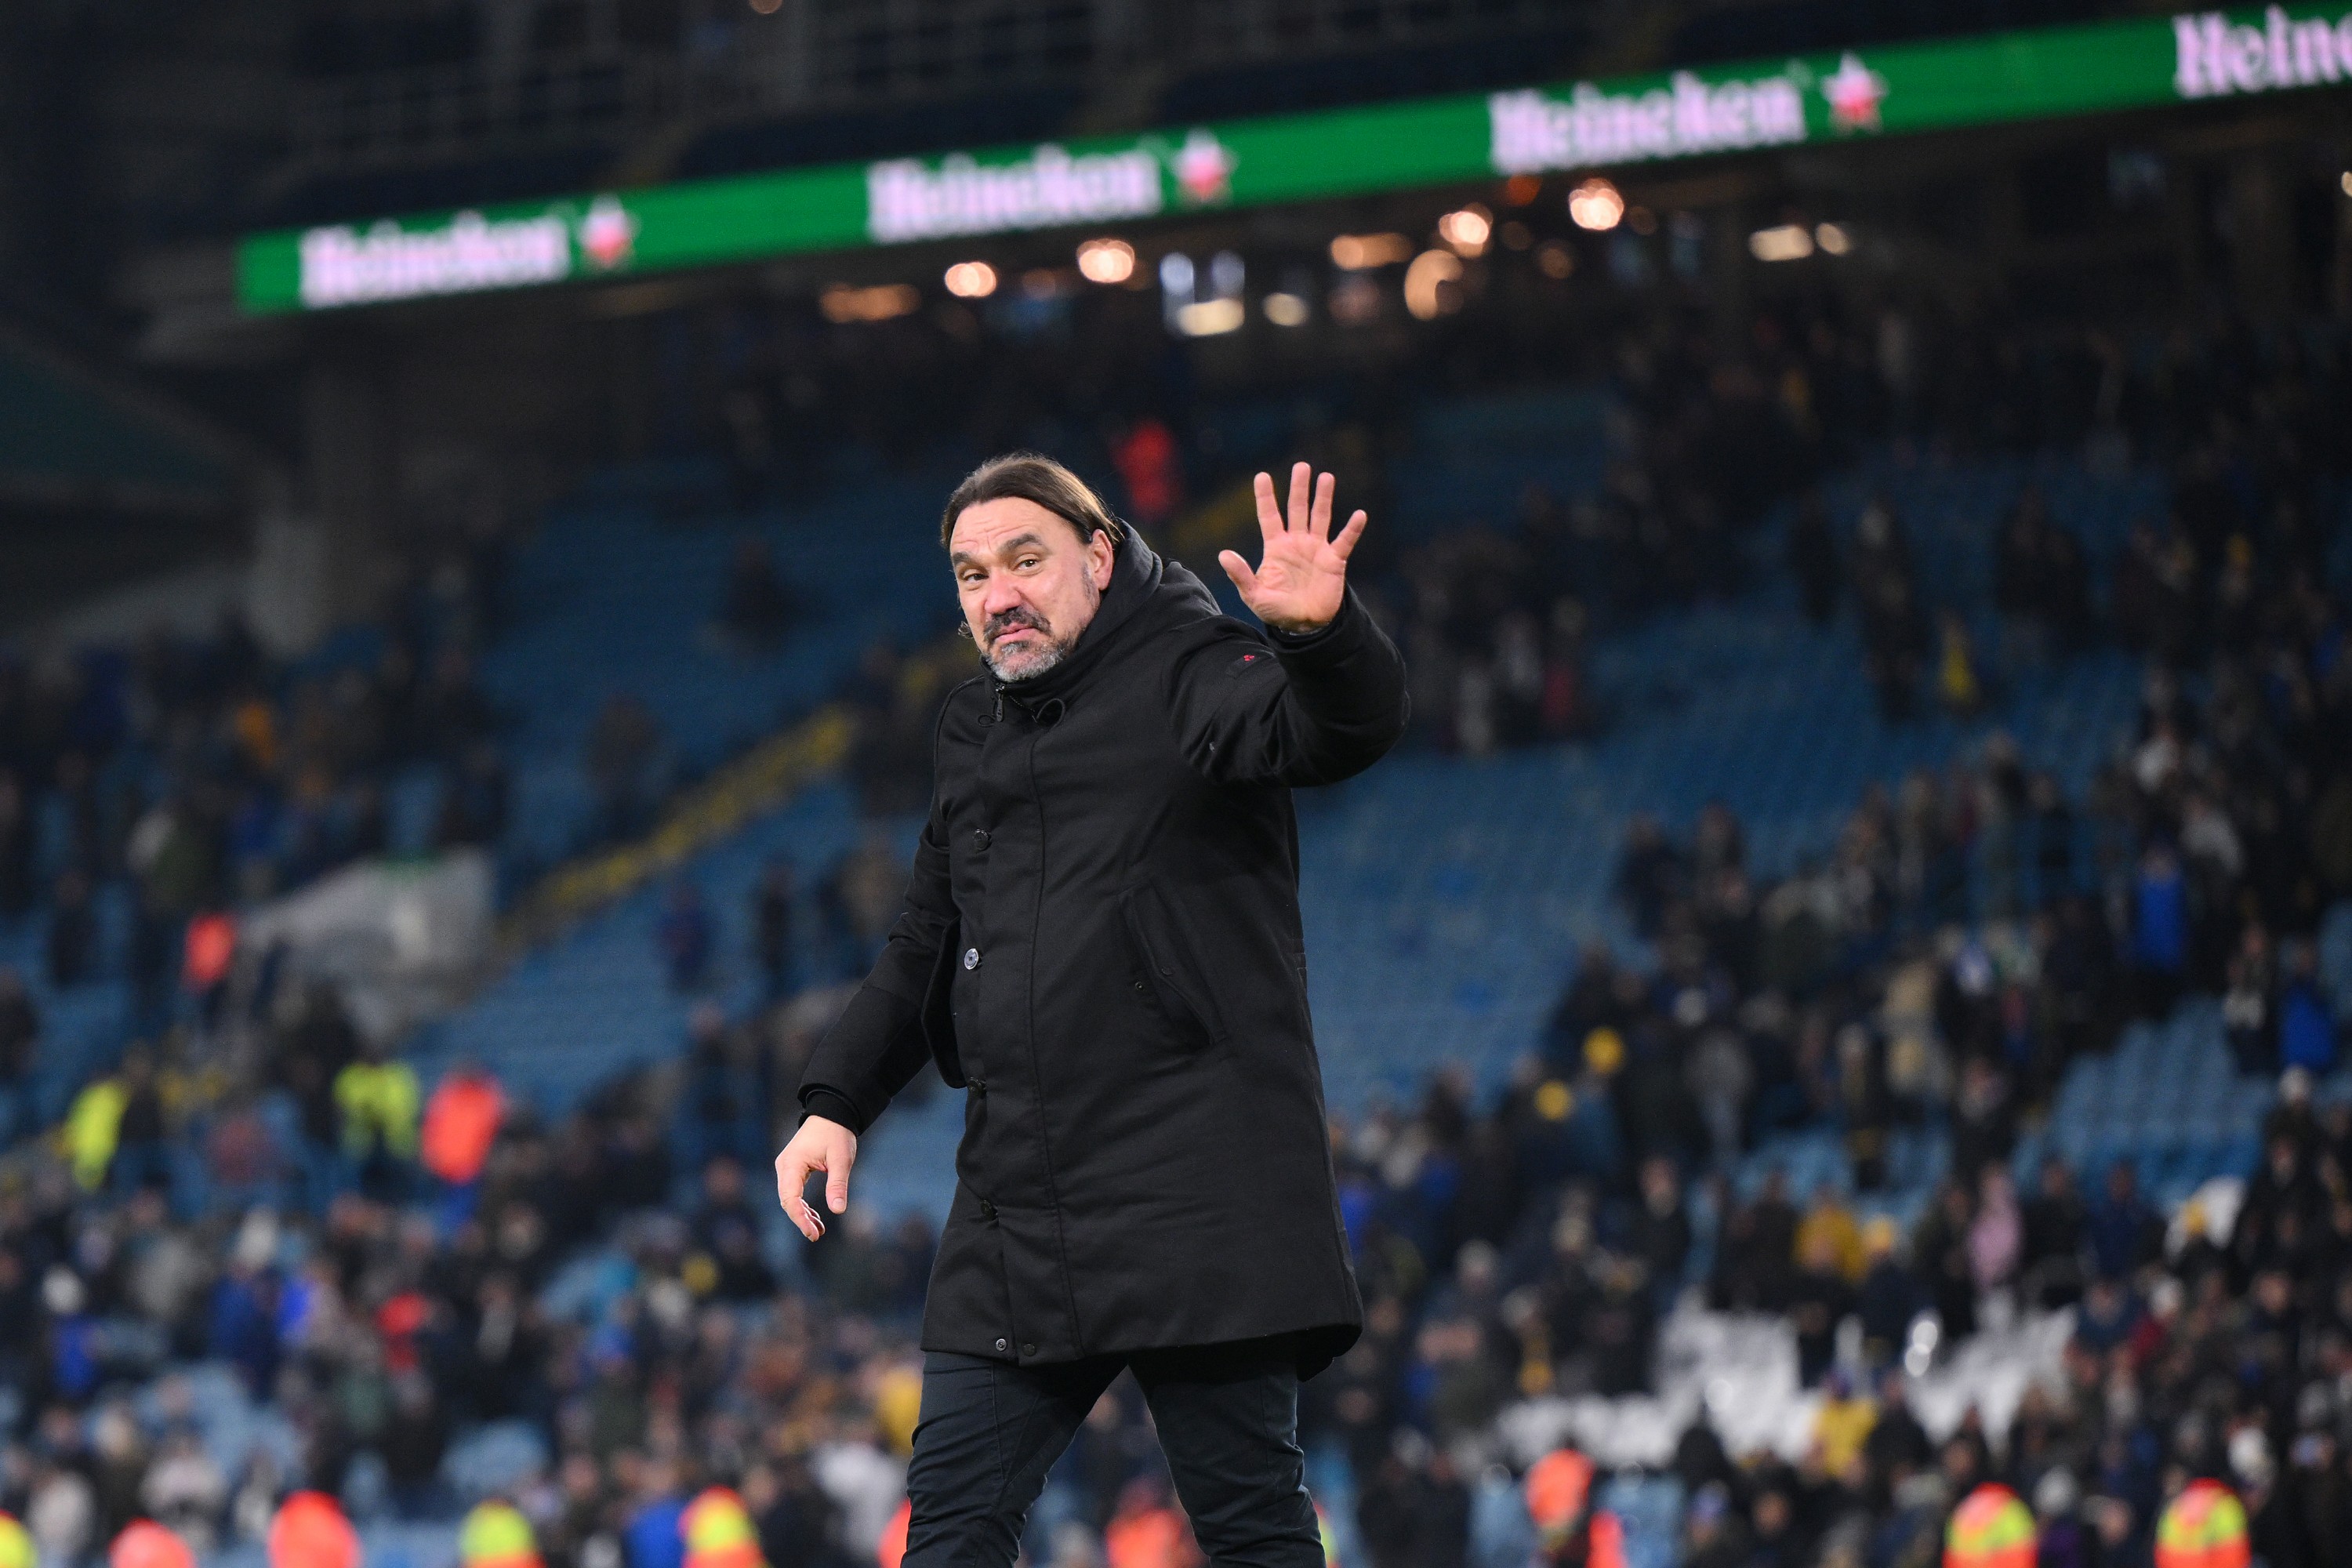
0,281,2344,1568
0,520,516,1130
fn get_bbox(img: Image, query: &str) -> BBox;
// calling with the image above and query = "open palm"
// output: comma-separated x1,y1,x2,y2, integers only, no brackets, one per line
1220,463,1369,633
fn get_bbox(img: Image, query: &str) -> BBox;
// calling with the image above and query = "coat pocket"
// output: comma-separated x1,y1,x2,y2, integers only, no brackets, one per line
1119,887,1230,1049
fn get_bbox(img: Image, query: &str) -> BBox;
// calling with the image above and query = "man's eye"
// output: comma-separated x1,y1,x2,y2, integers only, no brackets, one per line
1016,557,1040,570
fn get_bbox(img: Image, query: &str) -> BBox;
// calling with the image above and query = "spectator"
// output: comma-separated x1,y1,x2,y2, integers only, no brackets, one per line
752,858,794,1002
586,695,662,844
2085,1161,2161,1282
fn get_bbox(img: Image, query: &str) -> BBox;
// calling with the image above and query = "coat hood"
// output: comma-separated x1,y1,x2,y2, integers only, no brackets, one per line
997,524,1217,707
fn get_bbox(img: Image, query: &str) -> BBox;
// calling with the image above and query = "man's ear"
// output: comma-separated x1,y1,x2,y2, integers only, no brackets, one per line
1088,530,1116,591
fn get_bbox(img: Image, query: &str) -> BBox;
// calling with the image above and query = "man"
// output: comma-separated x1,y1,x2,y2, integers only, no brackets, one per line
775,455,1405,1567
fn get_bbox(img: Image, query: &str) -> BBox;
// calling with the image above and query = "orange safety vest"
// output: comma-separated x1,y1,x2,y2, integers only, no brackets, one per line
2154,1480,2251,1568
1944,1484,2035,1568
423,1073,505,1184
877,1501,909,1568
269,1491,360,1568
110,1523,194,1568
681,1489,763,1568
1104,1506,1190,1568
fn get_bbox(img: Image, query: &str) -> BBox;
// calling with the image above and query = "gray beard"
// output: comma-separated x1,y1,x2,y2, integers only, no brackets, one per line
985,630,1079,683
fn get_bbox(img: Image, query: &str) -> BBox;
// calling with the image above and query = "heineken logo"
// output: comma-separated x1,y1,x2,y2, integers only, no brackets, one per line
866,132,1236,245
1488,71,1809,175
299,211,571,307
295,196,645,307
2174,5,2352,97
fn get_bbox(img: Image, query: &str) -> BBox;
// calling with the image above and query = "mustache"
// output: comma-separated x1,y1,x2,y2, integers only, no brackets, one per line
984,607,1048,644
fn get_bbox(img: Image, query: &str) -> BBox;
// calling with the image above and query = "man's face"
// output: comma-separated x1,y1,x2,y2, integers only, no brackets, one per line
949,497,1114,682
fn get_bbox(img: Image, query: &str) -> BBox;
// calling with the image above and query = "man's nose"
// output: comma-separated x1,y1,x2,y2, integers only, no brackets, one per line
979,575,1025,616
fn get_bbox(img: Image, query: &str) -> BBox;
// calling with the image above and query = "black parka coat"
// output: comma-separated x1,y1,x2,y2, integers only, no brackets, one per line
797,525,1407,1376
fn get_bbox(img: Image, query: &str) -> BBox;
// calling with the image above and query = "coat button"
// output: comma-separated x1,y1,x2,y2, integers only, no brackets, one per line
964,948,981,970
969,1078,988,1096
995,1338,1009,1354
1022,1343,1036,1357
979,1200,997,1221
972,828,991,851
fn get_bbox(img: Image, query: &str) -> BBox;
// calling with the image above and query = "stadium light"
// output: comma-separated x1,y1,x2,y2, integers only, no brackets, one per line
2342,171,2352,197
1076,238,1136,284
1749,224,1815,262
1174,299,1245,336
820,283,920,322
1437,205,1493,256
747,0,781,13
1263,292,1311,327
942,261,998,298
1403,249,1465,321
1164,250,1247,336
1566,179,1624,232
1329,233,1414,270
1815,223,1854,256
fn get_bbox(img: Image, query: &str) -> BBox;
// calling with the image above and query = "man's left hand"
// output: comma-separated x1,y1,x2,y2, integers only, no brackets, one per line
1220,463,1367,633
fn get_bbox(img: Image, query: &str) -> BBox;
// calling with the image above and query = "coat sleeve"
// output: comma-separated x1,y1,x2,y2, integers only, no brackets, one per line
794,789,956,1137
1167,587,1409,787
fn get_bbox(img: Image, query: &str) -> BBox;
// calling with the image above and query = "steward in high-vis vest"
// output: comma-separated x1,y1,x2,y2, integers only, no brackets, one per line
268,1490,361,1568
1943,1483,2034,1568
681,1488,764,1568
1526,1449,1625,1568
110,1522,194,1568
2154,1479,2251,1568
460,1501,543,1568
0,1510,36,1568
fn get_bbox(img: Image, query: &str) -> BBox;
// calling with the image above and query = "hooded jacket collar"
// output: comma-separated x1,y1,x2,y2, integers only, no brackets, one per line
995,524,1167,712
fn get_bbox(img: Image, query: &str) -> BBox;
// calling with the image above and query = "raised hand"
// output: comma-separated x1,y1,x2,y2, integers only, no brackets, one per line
1219,462,1368,633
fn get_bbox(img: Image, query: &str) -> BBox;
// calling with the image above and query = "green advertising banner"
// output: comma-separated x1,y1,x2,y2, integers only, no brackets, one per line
237,5,2352,314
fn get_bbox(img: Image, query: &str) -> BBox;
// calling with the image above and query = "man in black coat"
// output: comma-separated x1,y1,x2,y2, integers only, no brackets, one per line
775,453,1406,1567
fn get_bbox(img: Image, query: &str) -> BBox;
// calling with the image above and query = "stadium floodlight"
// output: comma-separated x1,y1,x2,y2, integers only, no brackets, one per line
1437,205,1493,256
1329,233,1414,270
1814,223,1854,256
1076,238,1136,284
1749,224,1815,262
2342,172,2352,197
1403,249,1465,321
942,261,998,298
1566,179,1624,232
1262,292,1310,327
1174,299,1245,336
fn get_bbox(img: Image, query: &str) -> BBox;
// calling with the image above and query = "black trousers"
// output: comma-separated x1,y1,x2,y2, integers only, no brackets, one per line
903,1338,1323,1568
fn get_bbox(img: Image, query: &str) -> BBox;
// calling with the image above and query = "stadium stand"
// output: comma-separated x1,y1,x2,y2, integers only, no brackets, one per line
0,286,2345,1568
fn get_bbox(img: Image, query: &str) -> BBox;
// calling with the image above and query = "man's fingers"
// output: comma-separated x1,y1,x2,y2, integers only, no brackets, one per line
1218,550,1259,600
1250,471,1282,543
1287,462,1312,533
1333,509,1370,561
1309,472,1336,540
826,1146,854,1214
775,1150,823,1240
